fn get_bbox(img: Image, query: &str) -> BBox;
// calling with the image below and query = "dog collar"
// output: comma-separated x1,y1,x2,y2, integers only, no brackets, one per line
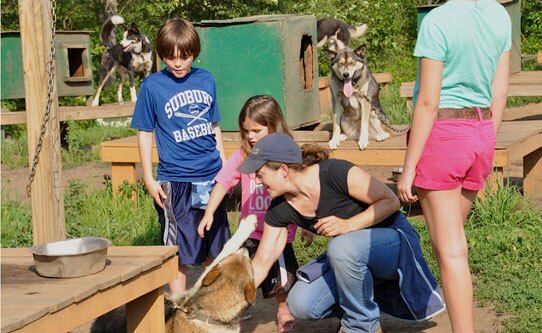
185,309,234,326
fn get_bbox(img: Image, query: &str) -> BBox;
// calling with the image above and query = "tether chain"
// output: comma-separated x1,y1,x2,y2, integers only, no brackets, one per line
26,0,57,197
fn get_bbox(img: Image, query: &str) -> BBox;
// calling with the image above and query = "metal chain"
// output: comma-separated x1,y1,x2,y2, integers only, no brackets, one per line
26,0,57,197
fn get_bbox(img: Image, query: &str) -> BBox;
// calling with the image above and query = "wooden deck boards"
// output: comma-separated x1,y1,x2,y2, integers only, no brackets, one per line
1,246,177,333
100,120,542,198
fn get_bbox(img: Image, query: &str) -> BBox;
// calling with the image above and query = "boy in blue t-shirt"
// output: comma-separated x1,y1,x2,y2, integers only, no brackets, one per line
131,18,230,296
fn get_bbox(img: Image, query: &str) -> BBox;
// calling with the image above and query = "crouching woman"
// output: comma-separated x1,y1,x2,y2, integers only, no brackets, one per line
237,133,445,333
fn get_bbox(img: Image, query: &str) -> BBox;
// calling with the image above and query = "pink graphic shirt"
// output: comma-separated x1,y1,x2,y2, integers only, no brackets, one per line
215,147,297,242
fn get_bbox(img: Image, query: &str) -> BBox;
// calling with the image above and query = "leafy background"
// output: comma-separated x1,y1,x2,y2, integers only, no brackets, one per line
2,0,540,96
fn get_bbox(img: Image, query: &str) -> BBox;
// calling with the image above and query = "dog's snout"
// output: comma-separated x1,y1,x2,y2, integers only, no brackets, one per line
343,72,350,79
237,247,249,257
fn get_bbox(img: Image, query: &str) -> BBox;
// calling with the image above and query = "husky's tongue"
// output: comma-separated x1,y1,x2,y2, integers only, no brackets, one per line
123,44,132,53
343,79,353,98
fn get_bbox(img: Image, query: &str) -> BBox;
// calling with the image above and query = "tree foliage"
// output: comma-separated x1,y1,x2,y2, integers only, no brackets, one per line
1,0,539,96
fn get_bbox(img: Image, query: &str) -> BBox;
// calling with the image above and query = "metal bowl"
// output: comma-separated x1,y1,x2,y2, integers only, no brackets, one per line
30,237,112,278
391,167,403,182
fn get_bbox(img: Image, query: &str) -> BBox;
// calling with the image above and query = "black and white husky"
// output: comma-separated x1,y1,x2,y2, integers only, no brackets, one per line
317,18,368,51
91,15,153,107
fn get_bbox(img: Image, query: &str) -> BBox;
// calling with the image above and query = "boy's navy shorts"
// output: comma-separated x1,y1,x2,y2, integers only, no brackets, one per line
244,238,299,298
155,181,230,265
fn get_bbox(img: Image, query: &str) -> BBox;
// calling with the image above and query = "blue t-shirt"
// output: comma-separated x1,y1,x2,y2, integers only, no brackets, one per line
131,68,222,182
413,0,512,108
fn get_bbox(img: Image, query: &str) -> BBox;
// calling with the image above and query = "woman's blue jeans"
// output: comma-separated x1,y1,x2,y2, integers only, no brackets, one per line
287,228,401,333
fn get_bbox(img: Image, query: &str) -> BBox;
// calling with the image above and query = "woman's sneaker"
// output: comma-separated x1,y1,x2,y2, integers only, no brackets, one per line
241,308,252,321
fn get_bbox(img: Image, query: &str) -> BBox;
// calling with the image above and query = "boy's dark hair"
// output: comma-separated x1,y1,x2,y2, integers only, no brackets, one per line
156,18,200,60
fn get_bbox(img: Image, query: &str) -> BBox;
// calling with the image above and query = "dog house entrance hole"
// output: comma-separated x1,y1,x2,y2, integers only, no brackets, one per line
63,45,91,82
68,48,85,77
299,34,314,90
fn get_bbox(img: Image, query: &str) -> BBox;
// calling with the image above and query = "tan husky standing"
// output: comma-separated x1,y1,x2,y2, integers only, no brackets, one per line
325,40,407,150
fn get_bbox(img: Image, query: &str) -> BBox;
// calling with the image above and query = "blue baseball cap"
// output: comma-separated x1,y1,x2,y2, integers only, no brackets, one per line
237,133,302,174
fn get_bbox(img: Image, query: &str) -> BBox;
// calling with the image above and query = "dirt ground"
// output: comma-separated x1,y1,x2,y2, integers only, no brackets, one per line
69,264,505,333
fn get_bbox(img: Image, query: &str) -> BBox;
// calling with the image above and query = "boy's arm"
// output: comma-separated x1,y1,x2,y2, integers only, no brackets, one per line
213,123,227,163
138,130,166,208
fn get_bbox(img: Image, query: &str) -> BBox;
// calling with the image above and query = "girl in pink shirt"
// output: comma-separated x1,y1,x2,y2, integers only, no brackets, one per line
198,95,312,332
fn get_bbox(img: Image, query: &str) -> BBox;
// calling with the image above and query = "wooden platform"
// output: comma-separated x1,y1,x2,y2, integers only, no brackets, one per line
100,120,542,198
1,246,177,333
400,71,542,111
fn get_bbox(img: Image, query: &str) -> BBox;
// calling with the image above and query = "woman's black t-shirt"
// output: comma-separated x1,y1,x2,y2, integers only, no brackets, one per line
265,159,375,234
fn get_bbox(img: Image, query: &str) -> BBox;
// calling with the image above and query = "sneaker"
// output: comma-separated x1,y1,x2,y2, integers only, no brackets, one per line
241,309,252,321
337,324,383,333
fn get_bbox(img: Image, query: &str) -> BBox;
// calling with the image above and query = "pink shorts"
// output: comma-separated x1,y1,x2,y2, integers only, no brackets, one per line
412,111,496,191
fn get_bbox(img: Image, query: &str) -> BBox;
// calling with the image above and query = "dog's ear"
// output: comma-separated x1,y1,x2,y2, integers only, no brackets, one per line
354,44,367,58
324,49,337,61
202,267,222,286
244,282,257,305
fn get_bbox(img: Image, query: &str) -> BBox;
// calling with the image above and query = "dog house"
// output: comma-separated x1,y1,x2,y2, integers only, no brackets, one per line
194,15,320,131
417,0,521,74
1,31,94,99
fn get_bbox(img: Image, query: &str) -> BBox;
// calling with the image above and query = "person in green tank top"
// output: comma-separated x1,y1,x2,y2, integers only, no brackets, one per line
397,1,511,332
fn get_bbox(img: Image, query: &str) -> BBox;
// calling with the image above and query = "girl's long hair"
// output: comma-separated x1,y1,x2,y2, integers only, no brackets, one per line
238,95,292,156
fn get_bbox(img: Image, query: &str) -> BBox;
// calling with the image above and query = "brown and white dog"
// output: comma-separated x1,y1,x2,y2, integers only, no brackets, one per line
91,15,153,107
164,246,256,333
91,216,257,333
326,41,407,150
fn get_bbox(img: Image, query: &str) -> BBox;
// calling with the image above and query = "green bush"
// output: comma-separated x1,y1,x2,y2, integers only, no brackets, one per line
467,182,542,332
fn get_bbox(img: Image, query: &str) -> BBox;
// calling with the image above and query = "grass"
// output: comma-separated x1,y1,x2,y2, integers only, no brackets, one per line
467,183,542,332
1,121,136,170
1,178,160,247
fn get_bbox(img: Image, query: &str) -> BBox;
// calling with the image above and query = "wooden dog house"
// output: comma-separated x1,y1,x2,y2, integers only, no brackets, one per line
1,31,94,100
194,15,320,131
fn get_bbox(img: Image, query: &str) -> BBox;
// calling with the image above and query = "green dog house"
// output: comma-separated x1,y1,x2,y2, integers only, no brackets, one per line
194,15,320,131
1,31,94,100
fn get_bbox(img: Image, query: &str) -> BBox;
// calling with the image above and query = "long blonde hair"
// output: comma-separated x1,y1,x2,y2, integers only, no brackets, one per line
238,95,293,156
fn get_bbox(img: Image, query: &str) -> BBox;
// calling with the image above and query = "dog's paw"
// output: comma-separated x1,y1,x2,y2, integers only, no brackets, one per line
375,132,390,142
357,137,369,150
339,134,348,142
328,138,341,150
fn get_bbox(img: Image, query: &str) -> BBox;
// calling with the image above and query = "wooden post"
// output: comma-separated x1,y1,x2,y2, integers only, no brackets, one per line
19,0,66,244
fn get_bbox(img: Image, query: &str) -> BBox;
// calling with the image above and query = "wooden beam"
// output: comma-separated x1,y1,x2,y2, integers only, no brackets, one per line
19,0,65,244
1,103,135,125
